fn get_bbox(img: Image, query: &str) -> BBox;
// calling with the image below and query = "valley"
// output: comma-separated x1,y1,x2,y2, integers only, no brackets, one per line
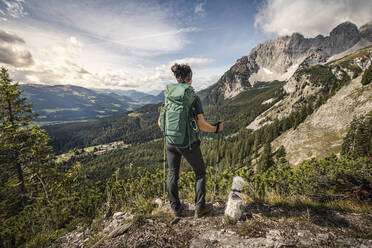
20,84,163,124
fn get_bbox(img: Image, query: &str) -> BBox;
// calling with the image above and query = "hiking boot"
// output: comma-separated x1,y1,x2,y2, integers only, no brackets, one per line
194,204,213,218
172,203,185,217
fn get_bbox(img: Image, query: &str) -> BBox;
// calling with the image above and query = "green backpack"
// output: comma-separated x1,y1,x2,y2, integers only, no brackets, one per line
159,83,200,148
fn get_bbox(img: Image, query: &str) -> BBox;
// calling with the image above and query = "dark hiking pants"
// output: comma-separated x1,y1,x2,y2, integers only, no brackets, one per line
165,140,206,210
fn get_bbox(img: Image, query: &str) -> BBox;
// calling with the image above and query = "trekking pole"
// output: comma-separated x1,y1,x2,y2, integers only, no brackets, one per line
163,137,166,203
213,131,221,201
212,103,222,201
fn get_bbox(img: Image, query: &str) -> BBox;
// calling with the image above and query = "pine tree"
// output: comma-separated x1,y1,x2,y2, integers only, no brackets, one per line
253,130,262,151
281,118,290,131
264,125,273,143
276,145,286,159
341,111,372,157
361,65,372,85
0,67,36,197
19,126,56,203
256,143,274,173
0,67,54,206
341,118,358,155
272,119,280,138
354,117,371,157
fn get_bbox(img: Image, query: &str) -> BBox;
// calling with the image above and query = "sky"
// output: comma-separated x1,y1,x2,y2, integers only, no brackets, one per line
0,0,371,93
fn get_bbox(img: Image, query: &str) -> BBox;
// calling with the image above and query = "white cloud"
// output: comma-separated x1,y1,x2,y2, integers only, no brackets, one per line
195,1,206,15
172,57,214,68
7,36,95,87
25,74,38,82
193,74,220,91
105,27,200,56
104,57,216,91
20,1,199,56
1,0,26,18
40,36,83,62
255,0,372,37
0,29,33,66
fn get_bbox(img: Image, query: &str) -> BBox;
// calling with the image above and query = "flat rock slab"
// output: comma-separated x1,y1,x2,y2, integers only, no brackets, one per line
190,229,291,248
190,228,372,248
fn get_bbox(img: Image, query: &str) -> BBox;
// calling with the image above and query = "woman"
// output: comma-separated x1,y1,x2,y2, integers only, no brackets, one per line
158,63,223,218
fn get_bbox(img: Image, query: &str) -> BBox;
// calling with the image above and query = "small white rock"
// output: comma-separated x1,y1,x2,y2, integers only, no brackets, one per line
113,212,126,220
154,198,163,208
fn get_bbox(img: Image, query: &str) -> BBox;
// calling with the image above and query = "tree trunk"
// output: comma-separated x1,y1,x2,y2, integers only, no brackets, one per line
36,172,51,204
15,161,27,196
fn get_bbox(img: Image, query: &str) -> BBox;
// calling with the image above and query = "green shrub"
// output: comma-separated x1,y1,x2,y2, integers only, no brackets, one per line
296,65,337,87
361,65,372,85
26,229,68,248
339,60,363,78
247,154,371,203
342,111,372,157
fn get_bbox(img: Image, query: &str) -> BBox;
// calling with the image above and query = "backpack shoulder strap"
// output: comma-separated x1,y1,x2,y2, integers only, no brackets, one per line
183,85,196,107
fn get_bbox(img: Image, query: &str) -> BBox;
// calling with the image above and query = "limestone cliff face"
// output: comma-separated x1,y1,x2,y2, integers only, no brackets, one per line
264,47,372,165
272,73,372,165
247,46,372,131
200,21,372,103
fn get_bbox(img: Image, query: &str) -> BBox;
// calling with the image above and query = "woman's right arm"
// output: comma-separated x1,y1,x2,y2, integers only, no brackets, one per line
196,114,223,133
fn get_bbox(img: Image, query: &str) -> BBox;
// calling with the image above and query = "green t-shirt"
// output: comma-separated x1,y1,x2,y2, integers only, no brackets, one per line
193,95,204,116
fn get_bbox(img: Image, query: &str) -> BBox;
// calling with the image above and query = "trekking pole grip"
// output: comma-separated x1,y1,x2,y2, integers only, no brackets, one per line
214,121,222,133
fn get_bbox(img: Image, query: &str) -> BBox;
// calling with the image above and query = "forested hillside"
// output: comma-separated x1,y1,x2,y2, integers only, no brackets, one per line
43,103,162,154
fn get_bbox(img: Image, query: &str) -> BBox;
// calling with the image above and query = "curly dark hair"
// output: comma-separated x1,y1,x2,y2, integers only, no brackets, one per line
171,63,193,84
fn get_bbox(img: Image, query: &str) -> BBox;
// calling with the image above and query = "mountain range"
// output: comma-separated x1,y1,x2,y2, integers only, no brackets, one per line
92,88,164,103
199,21,372,104
20,84,164,124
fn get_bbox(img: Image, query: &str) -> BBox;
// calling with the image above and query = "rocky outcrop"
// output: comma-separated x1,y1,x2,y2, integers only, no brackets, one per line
189,201,372,248
247,46,372,132
200,21,372,103
327,21,361,54
49,229,90,248
360,21,372,42
50,212,133,248
272,73,372,165
53,200,371,248
190,228,372,248
220,56,255,98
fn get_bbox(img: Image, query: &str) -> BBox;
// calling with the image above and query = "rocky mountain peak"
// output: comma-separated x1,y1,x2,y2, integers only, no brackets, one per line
329,21,361,54
236,56,249,65
291,32,305,40
330,21,359,36
359,20,372,42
